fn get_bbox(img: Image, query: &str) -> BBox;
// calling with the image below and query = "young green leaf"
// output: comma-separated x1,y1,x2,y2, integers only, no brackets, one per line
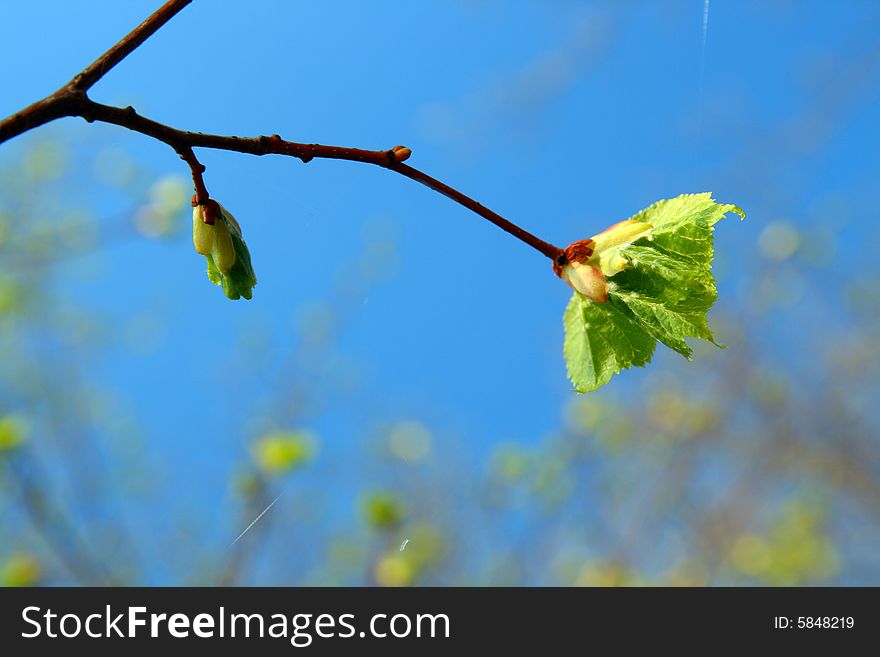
563,293,656,391
560,193,744,393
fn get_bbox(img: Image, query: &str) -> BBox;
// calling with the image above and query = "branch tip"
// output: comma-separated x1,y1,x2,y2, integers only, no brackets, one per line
390,145,412,163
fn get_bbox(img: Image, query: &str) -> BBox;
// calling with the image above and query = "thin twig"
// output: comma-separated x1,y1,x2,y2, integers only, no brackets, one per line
176,145,209,205
390,162,563,260
0,0,192,143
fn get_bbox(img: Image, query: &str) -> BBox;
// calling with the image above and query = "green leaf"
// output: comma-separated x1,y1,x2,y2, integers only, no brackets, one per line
223,230,257,301
563,193,744,392
563,293,655,392
205,253,222,285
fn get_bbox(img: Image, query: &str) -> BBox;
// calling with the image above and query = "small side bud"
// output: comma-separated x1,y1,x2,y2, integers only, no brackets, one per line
391,145,412,163
192,200,257,301
553,239,607,303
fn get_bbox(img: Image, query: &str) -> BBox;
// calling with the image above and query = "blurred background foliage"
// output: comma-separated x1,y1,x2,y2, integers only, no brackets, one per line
1,0,878,586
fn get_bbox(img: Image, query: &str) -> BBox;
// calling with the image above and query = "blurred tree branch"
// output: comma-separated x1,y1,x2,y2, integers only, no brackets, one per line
3,451,120,585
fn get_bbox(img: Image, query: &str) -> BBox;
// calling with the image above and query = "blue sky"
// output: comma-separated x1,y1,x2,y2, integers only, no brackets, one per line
1,1,878,583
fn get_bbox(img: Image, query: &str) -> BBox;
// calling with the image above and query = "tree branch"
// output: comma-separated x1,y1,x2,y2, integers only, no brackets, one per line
176,145,209,206
390,162,564,260
3,454,120,585
0,0,564,261
0,0,191,144
70,0,193,92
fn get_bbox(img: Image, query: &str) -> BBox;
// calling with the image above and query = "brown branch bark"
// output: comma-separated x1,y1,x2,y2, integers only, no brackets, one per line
71,0,193,92
0,0,564,261
0,0,191,143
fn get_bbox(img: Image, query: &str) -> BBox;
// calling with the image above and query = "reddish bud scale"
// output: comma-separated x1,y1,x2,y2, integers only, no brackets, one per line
191,195,219,225
552,239,594,276
553,239,609,303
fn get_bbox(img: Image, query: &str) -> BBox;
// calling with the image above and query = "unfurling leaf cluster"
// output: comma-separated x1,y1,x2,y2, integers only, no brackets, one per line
192,201,257,301
562,193,745,392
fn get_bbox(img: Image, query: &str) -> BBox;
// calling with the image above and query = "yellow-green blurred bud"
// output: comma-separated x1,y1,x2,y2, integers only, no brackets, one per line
374,553,415,587
2,553,41,587
0,415,28,452
361,491,404,530
252,431,316,475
